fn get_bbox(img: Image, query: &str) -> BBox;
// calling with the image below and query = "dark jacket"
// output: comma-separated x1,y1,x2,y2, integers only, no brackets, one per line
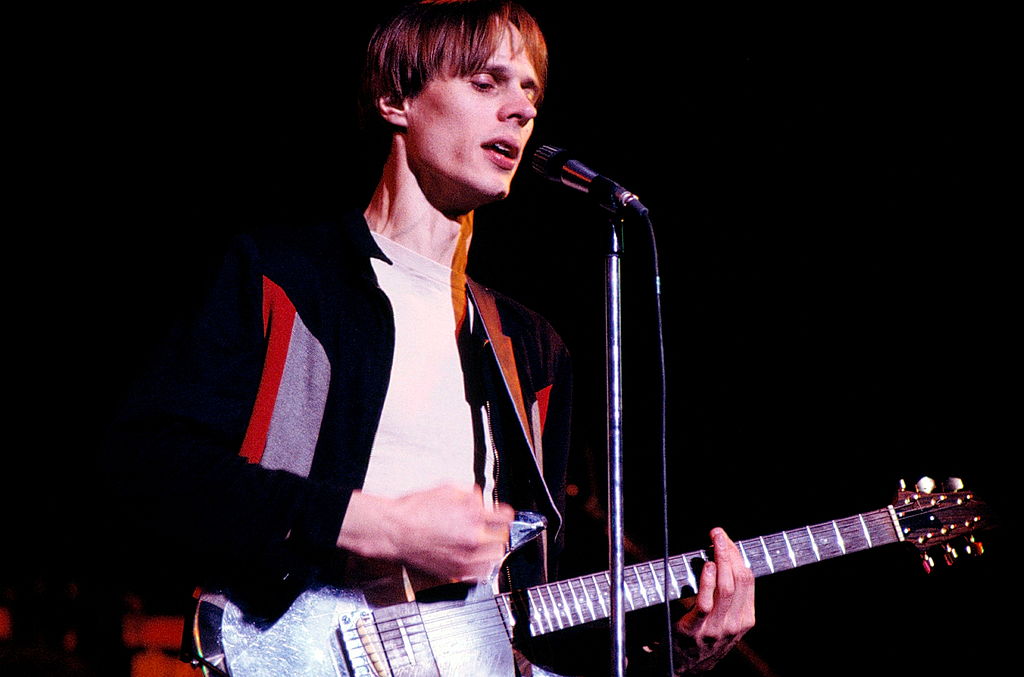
105,213,572,604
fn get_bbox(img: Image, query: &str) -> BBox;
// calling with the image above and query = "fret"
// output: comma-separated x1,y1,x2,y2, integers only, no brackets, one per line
808,522,842,559
739,540,751,569
805,527,820,561
574,577,597,622
591,574,608,617
781,530,797,567
668,559,689,596
759,536,775,573
832,520,847,554
544,586,565,630
603,570,625,612
632,565,650,606
783,527,816,567
648,561,665,604
664,559,681,599
859,514,873,547
682,554,698,591
738,539,766,577
566,579,586,625
556,582,578,626
837,516,868,552
765,533,795,571
528,587,551,635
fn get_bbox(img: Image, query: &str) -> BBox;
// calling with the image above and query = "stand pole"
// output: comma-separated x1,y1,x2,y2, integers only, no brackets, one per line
606,213,627,677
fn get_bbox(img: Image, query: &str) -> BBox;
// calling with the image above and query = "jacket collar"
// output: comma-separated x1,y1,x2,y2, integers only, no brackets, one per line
466,279,563,543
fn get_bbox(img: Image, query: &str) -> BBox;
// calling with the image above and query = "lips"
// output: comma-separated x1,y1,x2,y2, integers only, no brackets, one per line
482,139,520,171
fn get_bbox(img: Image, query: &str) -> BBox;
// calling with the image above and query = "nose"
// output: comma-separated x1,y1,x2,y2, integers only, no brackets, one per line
500,88,538,127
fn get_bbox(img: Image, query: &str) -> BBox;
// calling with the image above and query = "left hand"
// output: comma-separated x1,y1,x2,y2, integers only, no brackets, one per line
673,527,755,673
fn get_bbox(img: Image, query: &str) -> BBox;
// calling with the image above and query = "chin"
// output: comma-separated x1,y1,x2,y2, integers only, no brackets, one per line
469,182,512,207
487,178,515,201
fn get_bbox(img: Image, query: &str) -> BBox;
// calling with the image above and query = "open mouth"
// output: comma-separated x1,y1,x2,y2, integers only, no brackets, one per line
483,141,518,160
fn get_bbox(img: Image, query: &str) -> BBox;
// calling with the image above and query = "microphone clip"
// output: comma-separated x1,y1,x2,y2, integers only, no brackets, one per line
532,145,649,217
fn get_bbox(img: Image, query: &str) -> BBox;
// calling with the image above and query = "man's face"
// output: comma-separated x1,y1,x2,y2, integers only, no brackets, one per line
401,27,540,214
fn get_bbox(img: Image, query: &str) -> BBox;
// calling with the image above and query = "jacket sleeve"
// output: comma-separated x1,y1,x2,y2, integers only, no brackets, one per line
102,233,351,589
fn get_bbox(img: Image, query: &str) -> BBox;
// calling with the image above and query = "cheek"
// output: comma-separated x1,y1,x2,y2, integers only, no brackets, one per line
411,111,469,160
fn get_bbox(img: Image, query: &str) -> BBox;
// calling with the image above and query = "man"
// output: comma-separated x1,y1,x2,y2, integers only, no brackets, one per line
106,1,753,674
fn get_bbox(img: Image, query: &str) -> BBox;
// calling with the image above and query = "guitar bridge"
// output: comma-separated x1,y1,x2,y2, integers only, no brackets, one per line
337,609,384,677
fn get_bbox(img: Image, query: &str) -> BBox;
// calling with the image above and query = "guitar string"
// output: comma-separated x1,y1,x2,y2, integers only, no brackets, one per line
330,503,978,670
403,513,889,640
368,502,976,650
417,510,895,635
367,510,969,662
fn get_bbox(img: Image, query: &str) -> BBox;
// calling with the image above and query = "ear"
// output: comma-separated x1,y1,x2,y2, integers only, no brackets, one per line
376,95,409,129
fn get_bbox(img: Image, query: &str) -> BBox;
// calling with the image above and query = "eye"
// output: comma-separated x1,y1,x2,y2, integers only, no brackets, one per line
471,74,497,92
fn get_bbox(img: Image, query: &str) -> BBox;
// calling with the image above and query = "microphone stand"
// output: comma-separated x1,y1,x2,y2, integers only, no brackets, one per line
606,211,627,677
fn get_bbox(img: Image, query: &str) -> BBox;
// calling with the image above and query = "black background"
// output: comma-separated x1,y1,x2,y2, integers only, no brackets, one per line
9,2,1014,675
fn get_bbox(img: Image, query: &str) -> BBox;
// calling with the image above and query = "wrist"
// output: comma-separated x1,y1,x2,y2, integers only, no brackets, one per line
337,491,399,559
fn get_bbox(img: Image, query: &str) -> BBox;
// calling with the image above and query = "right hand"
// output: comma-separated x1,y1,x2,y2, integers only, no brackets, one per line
338,485,514,582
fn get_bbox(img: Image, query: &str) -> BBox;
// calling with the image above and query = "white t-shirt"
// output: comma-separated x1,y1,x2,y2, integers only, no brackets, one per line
353,232,497,602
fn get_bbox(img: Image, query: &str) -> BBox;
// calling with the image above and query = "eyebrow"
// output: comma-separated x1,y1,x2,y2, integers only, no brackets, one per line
480,63,539,93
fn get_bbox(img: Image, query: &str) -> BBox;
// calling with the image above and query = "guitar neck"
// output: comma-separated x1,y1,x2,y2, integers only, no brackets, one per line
503,506,901,637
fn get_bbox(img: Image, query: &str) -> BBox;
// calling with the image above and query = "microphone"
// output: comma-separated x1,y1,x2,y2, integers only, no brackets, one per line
531,145,648,216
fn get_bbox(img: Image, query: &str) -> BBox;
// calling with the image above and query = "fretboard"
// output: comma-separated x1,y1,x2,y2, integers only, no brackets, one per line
500,507,901,637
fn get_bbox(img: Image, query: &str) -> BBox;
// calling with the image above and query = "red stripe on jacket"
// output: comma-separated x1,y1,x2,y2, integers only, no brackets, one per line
239,276,296,463
535,384,553,435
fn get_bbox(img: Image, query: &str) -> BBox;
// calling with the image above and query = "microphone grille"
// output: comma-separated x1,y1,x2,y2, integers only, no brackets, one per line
531,145,568,180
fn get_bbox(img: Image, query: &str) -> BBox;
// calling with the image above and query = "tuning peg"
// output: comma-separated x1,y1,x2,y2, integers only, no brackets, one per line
944,477,965,492
915,476,936,494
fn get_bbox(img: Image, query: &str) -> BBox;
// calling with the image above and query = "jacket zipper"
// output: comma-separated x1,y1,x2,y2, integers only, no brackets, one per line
484,399,515,594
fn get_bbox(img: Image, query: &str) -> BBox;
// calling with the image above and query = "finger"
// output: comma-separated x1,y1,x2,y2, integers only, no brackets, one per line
732,563,756,629
484,502,515,529
695,560,716,617
711,528,756,636
492,500,515,521
711,528,755,599
711,530,737,598
676,561,715,636
710,528,743,566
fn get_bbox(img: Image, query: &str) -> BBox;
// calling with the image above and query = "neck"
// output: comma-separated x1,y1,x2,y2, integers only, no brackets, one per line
364,137,474,272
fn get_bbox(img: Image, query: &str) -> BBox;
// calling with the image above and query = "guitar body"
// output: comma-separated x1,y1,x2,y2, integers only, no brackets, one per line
197,582,517,677
193,510,554,676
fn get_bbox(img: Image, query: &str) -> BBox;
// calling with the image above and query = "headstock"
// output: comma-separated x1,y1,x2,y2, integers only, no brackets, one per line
892,476,991,572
